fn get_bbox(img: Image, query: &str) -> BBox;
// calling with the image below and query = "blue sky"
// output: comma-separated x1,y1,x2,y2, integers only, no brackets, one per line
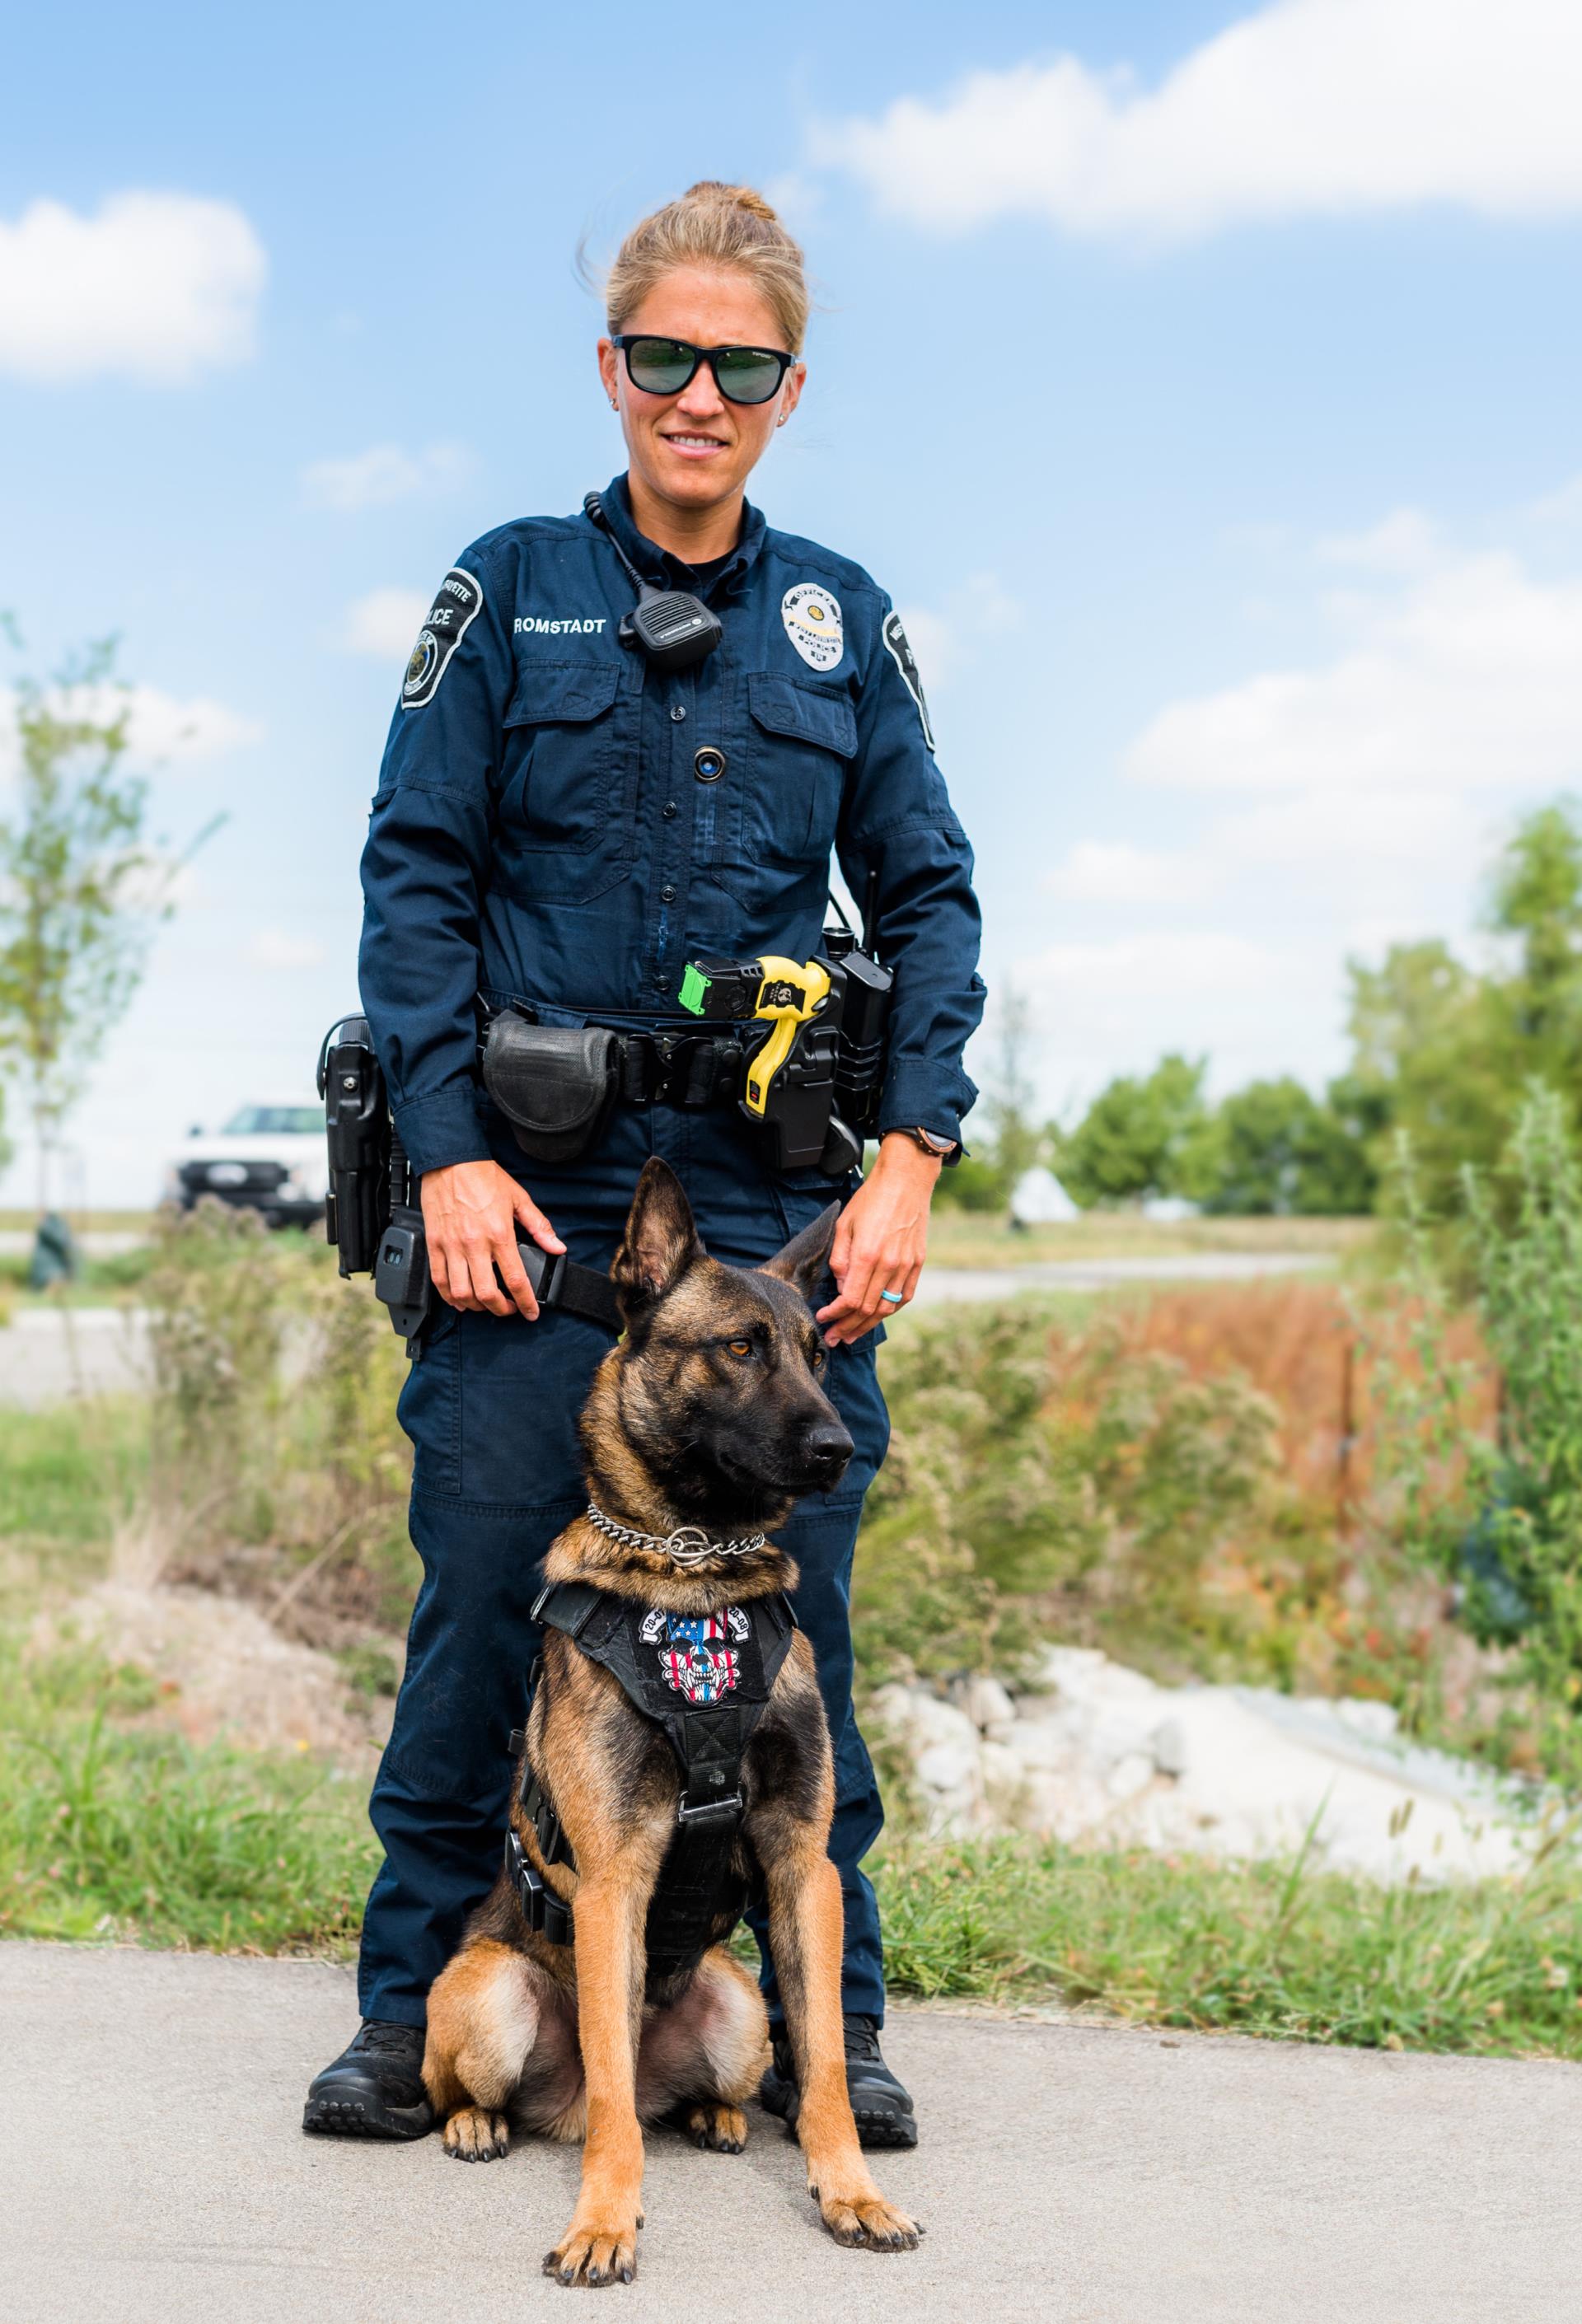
5,0,1582,1200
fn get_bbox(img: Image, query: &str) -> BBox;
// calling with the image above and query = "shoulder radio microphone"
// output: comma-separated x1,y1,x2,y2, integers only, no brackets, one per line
583,491,723,673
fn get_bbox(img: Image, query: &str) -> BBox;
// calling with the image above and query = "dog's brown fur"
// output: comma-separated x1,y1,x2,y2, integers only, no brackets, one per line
423,1159,919,2285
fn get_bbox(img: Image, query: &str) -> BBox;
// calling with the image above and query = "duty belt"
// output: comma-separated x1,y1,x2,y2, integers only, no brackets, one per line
504,1577,797,1979
487,1003,756,1112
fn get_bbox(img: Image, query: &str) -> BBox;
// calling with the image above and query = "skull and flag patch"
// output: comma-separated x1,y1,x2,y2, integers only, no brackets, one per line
639,1605,751,1704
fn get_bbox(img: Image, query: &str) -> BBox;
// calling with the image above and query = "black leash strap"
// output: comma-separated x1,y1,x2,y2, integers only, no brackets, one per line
519,1241,625,1334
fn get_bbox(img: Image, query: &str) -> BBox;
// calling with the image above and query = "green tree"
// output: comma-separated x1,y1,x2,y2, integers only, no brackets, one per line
1056,1053,1207,1208
1345,799,1582,1209
1180,1076,1376,1215
0,629,217,1211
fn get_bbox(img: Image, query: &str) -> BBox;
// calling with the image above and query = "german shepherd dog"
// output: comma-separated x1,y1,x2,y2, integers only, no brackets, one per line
422,1157,920,2286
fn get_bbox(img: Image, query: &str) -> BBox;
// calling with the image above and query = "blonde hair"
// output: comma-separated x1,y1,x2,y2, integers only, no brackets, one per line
605,181,809,354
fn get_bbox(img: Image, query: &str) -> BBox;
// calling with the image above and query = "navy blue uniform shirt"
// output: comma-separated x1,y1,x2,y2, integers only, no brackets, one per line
359,474,985,1175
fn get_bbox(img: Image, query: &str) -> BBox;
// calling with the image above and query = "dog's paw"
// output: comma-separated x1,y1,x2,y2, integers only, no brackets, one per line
442,2106,509,2162
674,2101,748,2153
812,2184,922,2253
542,2214,640,2288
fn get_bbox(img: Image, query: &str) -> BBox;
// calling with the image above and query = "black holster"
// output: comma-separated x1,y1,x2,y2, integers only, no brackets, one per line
482,1014,619,1163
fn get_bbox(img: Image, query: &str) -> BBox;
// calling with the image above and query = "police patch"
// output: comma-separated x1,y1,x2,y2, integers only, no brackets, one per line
401,566,484,709
782,582,844,672
882,610,935,753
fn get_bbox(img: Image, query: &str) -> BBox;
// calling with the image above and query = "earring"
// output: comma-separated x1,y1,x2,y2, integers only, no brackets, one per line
610,398,619,411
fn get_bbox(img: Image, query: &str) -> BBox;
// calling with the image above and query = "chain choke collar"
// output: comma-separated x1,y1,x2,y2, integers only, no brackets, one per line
583,1498,768,1569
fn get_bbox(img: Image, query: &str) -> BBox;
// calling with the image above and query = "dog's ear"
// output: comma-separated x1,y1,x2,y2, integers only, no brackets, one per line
760,1199,841,1302
612,1157,701,1316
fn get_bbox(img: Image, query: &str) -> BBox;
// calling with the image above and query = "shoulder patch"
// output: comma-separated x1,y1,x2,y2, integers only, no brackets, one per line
782,582,844,672
401,567,484,709
882,610,935,753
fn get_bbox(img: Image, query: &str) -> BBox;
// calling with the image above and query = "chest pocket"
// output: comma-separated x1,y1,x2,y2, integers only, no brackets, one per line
709,673,855,909
497,662,634,904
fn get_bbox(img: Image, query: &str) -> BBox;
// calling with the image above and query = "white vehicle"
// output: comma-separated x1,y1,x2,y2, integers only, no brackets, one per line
163,1099,326,1231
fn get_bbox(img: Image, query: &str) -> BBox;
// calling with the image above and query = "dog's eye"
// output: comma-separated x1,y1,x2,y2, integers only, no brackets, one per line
728,1337,753,1359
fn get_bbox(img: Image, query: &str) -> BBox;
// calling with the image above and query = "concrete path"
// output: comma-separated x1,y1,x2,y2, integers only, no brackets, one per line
5,1943,1577,2324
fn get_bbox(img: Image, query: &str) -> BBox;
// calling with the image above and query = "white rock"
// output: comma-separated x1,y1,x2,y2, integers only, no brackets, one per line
1151,1717,1189,1778
957,1673,1017,1734
915,1740,981,1795
1107,1751,1155,1802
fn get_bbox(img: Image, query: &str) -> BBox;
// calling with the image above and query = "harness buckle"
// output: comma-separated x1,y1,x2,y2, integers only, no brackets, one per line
504,1826,574,1945
676,1791,745,1824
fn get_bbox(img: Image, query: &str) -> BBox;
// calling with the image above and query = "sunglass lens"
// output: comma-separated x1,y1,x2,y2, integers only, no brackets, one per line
625,338,696,395
713,348,784,404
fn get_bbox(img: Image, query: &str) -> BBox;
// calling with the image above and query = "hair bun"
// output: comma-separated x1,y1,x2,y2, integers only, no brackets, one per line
683,179,779,223
605,182,807,352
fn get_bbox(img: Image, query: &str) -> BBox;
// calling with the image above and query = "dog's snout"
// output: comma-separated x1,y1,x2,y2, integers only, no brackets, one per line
803,1419,854,1480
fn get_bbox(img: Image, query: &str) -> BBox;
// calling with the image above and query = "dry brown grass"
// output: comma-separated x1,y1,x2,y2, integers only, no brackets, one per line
1107,1277,1498,1509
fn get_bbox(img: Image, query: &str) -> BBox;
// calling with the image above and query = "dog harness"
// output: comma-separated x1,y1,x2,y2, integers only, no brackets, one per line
506,1577,797,1977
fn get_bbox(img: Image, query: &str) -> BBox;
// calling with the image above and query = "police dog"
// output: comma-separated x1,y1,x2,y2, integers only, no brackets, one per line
421,1157,920,2286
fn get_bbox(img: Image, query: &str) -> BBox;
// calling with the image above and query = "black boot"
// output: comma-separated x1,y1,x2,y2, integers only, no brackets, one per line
302,2019,435,2139
759,2013,917,2149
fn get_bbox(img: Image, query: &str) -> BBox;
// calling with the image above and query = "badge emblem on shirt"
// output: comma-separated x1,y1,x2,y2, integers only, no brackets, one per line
401,566,484,709
639,1605,751,1704
782,583,845,672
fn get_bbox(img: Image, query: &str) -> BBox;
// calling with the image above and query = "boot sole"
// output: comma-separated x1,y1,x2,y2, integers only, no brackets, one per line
302,2091,433,2141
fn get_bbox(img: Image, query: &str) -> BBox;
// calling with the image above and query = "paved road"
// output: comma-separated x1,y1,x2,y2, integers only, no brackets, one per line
0,1254,1332,1408
5,1943,1576,2324
908,1249,1333,1307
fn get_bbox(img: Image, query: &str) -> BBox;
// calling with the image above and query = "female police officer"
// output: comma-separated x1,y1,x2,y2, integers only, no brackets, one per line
305,182,984,2149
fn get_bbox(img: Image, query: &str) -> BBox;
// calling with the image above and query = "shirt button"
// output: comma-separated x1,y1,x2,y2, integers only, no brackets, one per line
662,801,677,819
670,704,687,723
660,882,677,903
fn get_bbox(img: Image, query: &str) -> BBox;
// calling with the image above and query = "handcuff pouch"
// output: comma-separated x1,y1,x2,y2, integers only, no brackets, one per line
482,1015,619,1163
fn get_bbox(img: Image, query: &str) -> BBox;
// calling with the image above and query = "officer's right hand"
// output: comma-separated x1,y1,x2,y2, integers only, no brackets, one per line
419,1161,565,1319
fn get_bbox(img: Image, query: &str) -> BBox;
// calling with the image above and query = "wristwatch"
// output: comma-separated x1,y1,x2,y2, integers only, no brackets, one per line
895,1126,956,1157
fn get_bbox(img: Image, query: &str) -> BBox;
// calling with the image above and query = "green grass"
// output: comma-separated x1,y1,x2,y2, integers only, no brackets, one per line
871,1831,1582,2057
7,1625,1581,2058
0,1637,377,1953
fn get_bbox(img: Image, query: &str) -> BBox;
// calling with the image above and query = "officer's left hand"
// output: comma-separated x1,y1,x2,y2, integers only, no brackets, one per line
817,1135,941,1346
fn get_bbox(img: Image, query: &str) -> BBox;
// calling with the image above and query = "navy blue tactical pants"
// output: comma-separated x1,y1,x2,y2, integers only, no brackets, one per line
356,1103,890,2030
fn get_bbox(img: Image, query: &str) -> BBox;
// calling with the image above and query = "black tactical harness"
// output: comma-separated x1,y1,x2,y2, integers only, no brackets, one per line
505,1578,797,1979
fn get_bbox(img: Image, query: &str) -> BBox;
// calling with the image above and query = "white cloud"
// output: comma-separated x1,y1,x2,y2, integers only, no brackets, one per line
1317,508,1441,574
342,589,428,660
0,683,260,780
1043,840,1201,904
1020,931,1271,1003
249,928,325,971
1023,503,1582,1102
302,442,470,513
812,0,1582,244
895,573,1020,689
0,192,265,384
1128,549,1582,798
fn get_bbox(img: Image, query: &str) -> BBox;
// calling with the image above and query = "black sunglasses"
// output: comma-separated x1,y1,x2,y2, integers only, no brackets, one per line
612,334,795,407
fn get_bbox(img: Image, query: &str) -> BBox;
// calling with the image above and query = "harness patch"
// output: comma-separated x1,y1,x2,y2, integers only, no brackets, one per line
401,566,484,709
639,1605,751,1704
882,610,935,753
782,582,844,672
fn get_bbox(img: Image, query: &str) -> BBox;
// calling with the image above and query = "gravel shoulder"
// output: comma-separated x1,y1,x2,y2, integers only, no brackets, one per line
5,1939,1577,2324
